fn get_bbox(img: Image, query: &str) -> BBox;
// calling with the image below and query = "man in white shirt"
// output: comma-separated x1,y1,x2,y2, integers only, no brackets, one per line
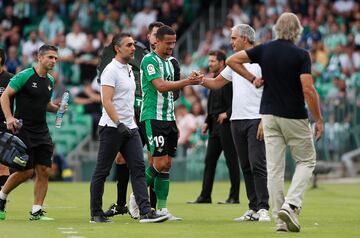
65,21,87,53
132,3,157,37
200,24,270,222
89,33,168,224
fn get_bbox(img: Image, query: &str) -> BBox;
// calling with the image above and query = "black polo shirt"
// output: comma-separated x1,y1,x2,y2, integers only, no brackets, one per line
246,39,311,119
9,67,54,147
0,70,14,130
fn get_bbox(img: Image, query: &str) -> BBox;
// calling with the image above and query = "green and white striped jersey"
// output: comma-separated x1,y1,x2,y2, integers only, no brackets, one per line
140,51,175,122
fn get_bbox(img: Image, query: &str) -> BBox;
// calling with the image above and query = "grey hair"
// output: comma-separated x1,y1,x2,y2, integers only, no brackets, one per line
231,24,256,44
274,12,303,43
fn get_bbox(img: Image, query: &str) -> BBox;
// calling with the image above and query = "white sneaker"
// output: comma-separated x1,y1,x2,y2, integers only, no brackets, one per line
234,209,259,222
156,208,182,221
257,209,271,222
278,203,300,232
128,192,140,219
276,221,288,232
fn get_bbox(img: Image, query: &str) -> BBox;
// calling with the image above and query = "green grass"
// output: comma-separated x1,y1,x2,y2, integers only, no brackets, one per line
1,181,360,238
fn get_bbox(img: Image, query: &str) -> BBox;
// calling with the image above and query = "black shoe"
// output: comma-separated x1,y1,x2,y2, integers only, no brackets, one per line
104,203,128,217
139,210,169,223
0,198,6,211
29,209,54,221
187,196,212,204
0,198,6,220
90,215,112,223
217,198,240,204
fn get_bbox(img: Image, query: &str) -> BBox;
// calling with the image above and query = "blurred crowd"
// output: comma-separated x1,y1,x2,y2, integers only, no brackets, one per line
1,0,360,159
0,0,199,81
177,0,360,158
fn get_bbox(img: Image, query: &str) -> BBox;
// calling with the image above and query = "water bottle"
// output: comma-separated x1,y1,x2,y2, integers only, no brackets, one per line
55,91,70,128
15,119,23,134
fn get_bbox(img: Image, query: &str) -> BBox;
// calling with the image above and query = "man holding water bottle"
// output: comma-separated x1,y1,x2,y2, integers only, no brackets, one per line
0,45,61,221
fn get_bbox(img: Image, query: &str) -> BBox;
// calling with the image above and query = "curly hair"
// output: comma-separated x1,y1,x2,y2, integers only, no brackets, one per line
274,12,303,43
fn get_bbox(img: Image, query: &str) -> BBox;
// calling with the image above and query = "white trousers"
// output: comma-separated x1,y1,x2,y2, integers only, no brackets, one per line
262,115,316,221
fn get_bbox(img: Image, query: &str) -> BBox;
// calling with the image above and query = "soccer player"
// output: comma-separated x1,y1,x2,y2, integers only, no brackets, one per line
0,45,60,221
139,25,202,220
0,48,14,189
99,22,181,217
226,13,323,232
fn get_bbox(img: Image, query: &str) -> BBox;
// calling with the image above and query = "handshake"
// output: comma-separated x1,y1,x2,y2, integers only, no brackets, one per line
187,71,204,85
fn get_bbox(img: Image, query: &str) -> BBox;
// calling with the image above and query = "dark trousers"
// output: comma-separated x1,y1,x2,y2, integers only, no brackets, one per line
231,119,269,211
200,119,240,200
90,126,151,216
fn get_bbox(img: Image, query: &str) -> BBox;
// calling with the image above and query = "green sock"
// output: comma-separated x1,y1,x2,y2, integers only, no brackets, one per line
154,173,170,209
145,166,157,187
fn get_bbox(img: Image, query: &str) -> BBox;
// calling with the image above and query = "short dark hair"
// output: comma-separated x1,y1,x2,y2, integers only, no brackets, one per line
0,48,5,66
112,32,132,49
148,22,165,33
209,50,226,63
38,45,58,55
156,25,176,40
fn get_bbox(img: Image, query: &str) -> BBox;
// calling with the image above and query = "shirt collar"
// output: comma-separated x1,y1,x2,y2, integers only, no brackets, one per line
112,58,131,69
153,51,169,62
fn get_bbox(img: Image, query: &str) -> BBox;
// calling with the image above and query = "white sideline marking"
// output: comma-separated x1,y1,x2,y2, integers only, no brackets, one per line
67,236,85,238
58,227,74,230
62,231,78,234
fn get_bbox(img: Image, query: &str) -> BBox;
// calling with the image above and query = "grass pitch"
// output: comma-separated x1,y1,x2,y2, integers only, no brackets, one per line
1,181,360,238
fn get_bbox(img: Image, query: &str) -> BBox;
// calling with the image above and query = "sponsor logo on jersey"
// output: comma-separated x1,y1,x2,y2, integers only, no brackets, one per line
32,82,37,88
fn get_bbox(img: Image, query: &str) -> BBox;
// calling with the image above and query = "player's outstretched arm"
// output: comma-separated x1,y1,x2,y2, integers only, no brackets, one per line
151,73,203,93
202,74,229,90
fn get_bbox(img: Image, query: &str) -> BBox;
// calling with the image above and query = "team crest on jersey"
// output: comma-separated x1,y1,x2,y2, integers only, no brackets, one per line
147,64,155,75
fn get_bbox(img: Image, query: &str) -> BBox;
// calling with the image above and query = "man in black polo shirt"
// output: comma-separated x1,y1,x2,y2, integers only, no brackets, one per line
226,13,323,232
0,45,60,221
0,48,13,189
